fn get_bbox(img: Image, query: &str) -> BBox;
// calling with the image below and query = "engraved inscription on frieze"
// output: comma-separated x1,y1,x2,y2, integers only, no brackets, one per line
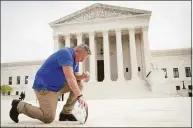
56,7,144,24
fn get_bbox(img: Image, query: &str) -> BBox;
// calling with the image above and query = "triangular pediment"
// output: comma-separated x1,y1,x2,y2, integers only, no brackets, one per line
49,3,151,26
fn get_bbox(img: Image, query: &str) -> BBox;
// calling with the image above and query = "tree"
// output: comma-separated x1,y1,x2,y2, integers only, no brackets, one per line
0,85,13,95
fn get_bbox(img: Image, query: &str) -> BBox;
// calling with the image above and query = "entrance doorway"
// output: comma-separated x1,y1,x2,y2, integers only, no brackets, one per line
97,60,104,82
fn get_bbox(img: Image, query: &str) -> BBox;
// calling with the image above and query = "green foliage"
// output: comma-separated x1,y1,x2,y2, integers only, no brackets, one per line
0,85,13,95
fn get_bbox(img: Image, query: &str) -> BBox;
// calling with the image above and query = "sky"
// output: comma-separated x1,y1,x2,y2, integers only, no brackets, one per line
1,1,191,63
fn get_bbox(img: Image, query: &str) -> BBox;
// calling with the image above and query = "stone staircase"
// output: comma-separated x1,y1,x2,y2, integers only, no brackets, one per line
82,80,170,100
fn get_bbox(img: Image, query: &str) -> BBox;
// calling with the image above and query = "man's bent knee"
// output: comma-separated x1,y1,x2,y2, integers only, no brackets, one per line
42,114,55,123
60,80,84,94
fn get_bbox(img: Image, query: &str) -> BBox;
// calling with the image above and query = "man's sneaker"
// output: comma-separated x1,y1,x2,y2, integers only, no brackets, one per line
9,99,20,123
59,113,77,121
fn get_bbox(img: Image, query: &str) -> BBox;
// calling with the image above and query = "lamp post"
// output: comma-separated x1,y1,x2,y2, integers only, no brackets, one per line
181,80,188,97
182,81,186,89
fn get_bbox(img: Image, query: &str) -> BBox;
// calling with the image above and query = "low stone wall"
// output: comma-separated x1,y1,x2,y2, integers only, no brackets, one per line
1,95,20,100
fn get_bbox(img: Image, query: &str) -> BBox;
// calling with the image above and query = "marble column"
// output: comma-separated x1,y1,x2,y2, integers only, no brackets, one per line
65,34,71,47
102,30,111,81
53,34,60,52
142,27,151,77
115,29,125,81
129,28,139,79
89,31,97,82
77,33,83,74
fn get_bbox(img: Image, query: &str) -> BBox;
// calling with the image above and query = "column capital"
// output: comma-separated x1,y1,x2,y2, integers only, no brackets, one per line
115,28,122,33
53,35,58,40
128,28,135,33
53,35,64,40
128,27,136,30
102,30,109,35
64,34,71,39
53,31,60,39
76,32,83,37
141,26,149,31
89,31,95,36
63,33,70,36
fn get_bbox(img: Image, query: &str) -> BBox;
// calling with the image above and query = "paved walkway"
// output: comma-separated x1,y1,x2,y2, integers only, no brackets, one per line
1,97,191,127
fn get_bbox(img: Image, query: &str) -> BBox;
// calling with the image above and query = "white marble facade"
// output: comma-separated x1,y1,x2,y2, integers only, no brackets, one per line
50,3,152,82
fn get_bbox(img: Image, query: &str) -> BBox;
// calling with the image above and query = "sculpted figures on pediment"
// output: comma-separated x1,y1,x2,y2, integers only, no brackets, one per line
56,7,143,24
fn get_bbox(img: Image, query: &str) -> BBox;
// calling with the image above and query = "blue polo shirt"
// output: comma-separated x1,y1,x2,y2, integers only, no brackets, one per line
32,47,79,92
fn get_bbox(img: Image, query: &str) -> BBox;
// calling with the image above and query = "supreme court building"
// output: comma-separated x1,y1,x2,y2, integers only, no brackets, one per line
50,3,152,82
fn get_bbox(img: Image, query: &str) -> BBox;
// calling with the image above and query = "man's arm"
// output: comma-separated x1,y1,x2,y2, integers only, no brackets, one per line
62,66,82,98
74,72,90,80
74,73,83,80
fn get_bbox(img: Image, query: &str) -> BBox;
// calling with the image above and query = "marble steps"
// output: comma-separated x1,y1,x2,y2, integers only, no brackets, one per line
82,80,169,100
